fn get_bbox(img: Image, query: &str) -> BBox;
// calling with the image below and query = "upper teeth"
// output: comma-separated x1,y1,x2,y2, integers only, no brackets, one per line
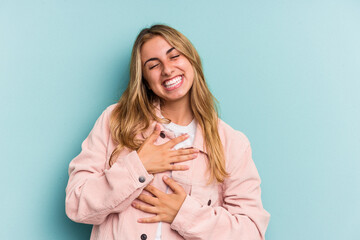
164,76,182,87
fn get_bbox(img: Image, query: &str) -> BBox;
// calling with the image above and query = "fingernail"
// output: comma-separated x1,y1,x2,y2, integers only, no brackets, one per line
163,175,168,180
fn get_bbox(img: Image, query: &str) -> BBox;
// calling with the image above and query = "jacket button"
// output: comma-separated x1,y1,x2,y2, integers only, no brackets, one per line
139,176,146,183
207,199,211,206
141,233,147,240
160,131,166,138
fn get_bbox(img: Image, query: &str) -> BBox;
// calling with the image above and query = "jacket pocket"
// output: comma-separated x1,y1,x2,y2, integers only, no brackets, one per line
190,183,220,207
172,174,192,195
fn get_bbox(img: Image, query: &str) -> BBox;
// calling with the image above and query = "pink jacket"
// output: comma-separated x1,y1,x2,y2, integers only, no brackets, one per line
65,103,270,240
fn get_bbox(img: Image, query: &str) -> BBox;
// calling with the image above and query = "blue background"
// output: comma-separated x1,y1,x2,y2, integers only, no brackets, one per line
1,0,359,239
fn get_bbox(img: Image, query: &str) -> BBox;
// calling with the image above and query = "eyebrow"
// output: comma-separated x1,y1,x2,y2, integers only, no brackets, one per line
143,47,176,67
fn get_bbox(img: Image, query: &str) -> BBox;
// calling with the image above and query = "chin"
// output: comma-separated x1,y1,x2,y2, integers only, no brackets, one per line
165,93,190,103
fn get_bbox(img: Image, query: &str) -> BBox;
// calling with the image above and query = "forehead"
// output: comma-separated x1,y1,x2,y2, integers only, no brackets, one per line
140,36,174,62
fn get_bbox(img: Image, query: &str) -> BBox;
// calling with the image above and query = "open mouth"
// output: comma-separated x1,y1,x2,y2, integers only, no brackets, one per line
162,75,183,90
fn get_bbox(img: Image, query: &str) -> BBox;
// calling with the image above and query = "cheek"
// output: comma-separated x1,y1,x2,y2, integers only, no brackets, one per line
143,71,158,86
182,60,194,76
185,64,195,82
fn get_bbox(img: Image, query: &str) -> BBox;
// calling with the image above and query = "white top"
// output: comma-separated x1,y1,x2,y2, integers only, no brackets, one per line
162,118,197,150
154,118,197,240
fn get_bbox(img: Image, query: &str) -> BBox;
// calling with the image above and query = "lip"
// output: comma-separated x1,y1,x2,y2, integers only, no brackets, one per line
162,74,183,85
162,75,184,91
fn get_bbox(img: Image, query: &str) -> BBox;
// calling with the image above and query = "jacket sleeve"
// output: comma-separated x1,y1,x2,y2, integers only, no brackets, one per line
170,132,270,240
65,105,153,225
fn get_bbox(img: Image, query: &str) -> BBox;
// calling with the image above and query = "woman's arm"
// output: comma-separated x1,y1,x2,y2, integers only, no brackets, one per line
170,133,270,240
65,105,153,225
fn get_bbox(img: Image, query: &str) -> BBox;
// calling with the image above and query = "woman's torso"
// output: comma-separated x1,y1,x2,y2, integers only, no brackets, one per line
90,106,223,240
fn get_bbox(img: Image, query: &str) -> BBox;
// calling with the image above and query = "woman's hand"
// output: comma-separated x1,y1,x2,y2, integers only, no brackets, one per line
137,123,199,174
132,175,187,223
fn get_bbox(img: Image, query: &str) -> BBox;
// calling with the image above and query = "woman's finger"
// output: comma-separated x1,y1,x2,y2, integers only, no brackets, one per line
170,153,198,163
138,215,162,223
148,123,161,143
164,134,189,148
169,164,189,171
162,176,184,194
137,194,158,206
144,184,163,197
169,148,199,157
132,202,158,214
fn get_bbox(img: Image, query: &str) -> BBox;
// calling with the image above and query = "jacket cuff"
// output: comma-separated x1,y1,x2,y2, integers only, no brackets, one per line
113,150,153,187
170,195,202,236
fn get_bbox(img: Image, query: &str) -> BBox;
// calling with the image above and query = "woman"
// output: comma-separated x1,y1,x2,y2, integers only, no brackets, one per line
65,24,270,240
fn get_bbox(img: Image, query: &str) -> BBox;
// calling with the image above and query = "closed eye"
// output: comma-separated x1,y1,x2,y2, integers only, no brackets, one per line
149,63,159,70
170,55,180,59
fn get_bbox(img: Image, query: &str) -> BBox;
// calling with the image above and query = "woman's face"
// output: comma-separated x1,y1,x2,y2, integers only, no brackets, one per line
140,36,194,104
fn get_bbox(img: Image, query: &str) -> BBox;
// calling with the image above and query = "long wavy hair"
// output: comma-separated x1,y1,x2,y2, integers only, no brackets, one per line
109,24,228,183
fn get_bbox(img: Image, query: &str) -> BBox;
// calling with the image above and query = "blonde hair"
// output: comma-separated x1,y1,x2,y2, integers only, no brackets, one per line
109,24,228,183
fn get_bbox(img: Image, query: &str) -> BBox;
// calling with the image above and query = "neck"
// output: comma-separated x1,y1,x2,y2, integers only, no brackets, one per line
160,96,193,126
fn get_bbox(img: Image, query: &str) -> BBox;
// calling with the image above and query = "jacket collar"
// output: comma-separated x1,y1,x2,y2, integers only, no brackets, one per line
141,100,207,154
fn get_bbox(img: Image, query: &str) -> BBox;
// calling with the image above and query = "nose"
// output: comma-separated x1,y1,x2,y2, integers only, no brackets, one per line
161,61,174,76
